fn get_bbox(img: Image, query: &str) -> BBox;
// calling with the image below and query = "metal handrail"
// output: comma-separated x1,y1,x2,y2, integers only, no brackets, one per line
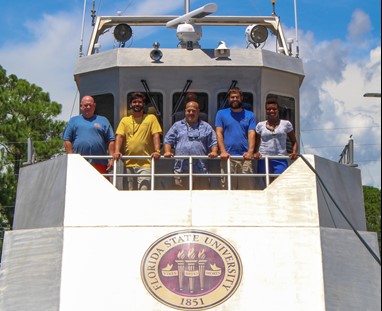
83,154,290,190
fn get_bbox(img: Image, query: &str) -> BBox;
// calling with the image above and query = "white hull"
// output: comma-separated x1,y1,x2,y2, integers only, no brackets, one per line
0,155,380,310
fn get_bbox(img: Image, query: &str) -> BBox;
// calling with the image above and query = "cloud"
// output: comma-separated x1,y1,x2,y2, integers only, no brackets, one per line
129,0,182,15
347,9,372,43
294,13,381,188
0,11,82,120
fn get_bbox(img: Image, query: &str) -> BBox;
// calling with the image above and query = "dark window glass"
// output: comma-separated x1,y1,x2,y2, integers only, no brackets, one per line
93,93,114,129
172,92,208,123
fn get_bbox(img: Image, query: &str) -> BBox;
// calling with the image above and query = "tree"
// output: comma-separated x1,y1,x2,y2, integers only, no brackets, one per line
0,65,66,228
363,186,381,254
0,153,16,255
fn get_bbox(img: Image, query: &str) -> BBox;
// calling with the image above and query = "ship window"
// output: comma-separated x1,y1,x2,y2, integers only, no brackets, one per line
127,92,163,120
93,93,115,129
172,92,208,123
217,92,254,111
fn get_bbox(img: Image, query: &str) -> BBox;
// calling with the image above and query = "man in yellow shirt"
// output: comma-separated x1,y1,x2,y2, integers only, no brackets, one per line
113,92,162,190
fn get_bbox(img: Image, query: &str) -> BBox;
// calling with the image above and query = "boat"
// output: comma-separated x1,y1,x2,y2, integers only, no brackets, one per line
0,1,380,310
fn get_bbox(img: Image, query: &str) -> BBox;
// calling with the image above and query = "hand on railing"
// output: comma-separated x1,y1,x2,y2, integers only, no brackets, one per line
219,151,230,160
163,151,174,158
243,151,254,160
288,152,298,160
207,151,218,158
113,152,123,161
151,151,161,159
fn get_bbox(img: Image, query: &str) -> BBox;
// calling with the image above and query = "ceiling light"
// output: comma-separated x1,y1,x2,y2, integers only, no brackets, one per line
113,24,132,46
245,25,268,47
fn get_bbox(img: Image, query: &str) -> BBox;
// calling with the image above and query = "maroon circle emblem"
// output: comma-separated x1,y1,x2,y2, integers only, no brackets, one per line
141,230,242,310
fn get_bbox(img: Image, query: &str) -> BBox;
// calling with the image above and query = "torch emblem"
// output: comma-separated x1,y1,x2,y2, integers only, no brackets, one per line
162,247,222,294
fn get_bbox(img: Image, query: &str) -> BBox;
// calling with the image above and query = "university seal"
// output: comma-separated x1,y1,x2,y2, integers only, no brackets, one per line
141,230,242,310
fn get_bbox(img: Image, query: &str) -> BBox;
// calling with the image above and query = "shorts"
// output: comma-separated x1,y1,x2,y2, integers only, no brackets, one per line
92,163,108,174
257,159,288,174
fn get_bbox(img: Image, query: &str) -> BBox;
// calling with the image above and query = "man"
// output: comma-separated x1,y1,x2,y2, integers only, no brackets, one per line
164,101,218,190
113,92,162,190
62,95,115,174
215,87,256,190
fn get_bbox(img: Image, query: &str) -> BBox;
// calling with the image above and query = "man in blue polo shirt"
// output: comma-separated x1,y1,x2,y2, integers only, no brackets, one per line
62,95,115,174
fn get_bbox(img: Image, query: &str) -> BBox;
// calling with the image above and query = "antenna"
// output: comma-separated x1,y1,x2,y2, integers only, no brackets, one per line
167,3,217,50
166,3,217,28
271,0,277,16
184,0,190,13
79,0,87,57
293,0,300,57
91,0,96,27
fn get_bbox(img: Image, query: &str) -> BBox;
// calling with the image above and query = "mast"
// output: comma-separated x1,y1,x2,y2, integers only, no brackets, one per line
79,0,87,57
91,0,97,26
185,0,190,13
294,0,300,57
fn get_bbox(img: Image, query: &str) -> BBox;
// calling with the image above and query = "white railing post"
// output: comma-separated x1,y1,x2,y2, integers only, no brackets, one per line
112,159,117,187
189,156,193,191
151,159,156,191
227,157,231,191
265,156,270,187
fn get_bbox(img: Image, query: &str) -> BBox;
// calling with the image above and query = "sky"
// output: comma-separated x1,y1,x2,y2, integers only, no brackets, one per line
0,0,381,188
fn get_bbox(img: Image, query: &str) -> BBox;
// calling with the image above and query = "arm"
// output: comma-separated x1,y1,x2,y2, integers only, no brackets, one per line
287,131,298,160
207,127,218,158
163,143,173,157
108,140,115,155
163,125,176,158
216,126,229,159
113,134,124,160
243,130,256,160
63,140,73,154
106,140,116,170
254,131,261,159
151,132,161,159
208,145,219,158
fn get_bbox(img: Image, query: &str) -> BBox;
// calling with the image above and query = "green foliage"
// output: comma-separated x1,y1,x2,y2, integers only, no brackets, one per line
0,150,17,255
0,65,66,228
0,66,66,168
363,186,381,254
0,154,16,226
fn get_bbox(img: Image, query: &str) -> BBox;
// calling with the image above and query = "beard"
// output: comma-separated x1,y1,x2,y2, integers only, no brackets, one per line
230,101,242,109
132,106,144,112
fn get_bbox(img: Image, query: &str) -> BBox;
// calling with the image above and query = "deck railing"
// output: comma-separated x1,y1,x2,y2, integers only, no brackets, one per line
338,136,358,167
83,155,290,190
